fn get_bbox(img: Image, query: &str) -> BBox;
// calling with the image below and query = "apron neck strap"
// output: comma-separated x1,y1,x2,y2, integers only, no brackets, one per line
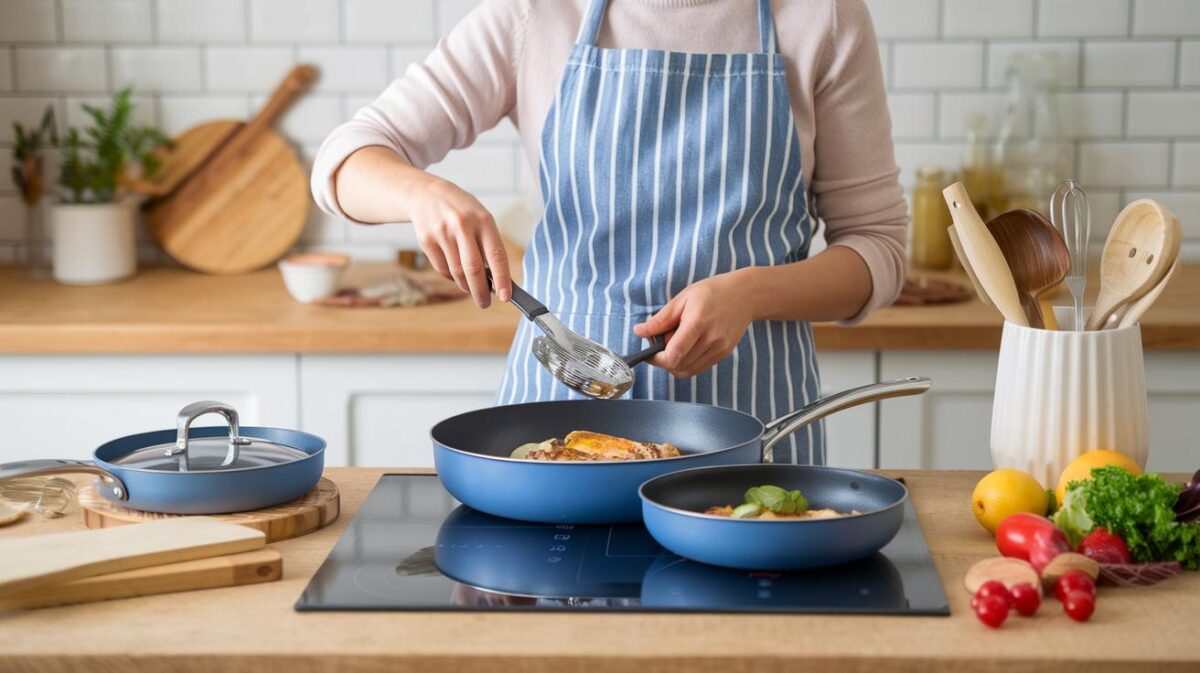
575,0,779,54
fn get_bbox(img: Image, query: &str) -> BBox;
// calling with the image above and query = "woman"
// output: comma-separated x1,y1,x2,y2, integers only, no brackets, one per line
312,0,907,464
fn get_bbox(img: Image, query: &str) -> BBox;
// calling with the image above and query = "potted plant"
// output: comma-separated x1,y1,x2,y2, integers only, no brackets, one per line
50,89,168,285
10,106,57,277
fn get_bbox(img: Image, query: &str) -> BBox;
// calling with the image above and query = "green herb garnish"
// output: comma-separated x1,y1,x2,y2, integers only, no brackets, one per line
743,485,808,515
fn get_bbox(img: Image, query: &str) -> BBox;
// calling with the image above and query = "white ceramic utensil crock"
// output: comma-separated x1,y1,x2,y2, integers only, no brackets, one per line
991,320,1149,489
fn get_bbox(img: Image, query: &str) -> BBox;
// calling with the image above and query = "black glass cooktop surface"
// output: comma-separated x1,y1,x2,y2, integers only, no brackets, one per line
295,475,949,615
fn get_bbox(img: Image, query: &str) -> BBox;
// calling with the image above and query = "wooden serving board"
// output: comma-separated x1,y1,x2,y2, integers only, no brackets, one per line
0,517,265,597
79,477,339,543
143,65,316,275
0,549,282,610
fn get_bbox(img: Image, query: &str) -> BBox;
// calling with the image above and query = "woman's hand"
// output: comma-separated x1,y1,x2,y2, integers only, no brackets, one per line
632,270,758,378
410,177,512,307
333,146,513,308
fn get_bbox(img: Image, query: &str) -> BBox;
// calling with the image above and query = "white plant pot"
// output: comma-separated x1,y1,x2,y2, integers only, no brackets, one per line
990,320,1149,489
50,201,138,285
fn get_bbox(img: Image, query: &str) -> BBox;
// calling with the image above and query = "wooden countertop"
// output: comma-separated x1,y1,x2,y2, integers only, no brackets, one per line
1,467,1196,672
0,262,1197,353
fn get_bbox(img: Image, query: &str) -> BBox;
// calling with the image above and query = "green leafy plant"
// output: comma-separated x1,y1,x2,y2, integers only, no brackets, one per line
10,106,58,206
57,88,169,204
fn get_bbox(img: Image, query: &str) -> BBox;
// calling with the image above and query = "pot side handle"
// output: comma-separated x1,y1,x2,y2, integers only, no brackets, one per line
761,377,932,460
0,460,128,501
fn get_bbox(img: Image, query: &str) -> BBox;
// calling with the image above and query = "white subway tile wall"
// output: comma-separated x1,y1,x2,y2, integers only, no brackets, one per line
0,0,1197,261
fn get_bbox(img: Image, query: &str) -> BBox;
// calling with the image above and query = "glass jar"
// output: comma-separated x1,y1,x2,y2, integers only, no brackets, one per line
992,52,1070,215
910,167,954,271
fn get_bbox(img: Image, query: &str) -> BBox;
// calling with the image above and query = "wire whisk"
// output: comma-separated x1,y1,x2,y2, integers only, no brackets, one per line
1050,180,1091,331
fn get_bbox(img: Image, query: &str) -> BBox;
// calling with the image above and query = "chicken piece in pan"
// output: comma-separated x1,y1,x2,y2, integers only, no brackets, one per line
510,431,680,461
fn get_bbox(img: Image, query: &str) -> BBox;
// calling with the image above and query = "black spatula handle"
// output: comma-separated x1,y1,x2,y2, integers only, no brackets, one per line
623,334,665,367
485,269,547,321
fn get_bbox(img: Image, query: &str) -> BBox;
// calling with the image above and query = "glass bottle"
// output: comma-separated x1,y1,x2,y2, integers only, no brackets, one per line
961,113,998,222
993,52,1070,215
910,167,954,271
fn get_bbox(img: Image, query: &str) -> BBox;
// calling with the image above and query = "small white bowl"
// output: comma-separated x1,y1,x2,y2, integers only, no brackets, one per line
278,253,349,303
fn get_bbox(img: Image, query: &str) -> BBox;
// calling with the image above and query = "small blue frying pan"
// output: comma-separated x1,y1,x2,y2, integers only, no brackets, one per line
0,402,325,514
639,464,908,570
432,377,929,524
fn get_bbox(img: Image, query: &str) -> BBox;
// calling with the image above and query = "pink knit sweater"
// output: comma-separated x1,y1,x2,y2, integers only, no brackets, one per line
312,0,908,321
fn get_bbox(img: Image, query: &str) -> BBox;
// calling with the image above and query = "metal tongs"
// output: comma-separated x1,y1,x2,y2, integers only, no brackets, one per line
490,272,664,399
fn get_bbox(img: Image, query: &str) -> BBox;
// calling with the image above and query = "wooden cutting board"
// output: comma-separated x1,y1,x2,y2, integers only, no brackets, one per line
78,477,339,543
0,517,265,598
143,65,317,275
0,549,282,610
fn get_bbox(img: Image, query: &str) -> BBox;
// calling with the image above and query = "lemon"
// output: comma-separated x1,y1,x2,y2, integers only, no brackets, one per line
972,468,1049,534
1056,449,1142,506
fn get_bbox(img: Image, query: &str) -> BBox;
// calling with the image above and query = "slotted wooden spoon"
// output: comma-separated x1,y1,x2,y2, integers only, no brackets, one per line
1085,200,1182,330
985,209,1070,329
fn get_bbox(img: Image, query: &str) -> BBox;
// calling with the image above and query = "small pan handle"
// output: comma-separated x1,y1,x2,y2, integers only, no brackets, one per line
0,460,128,501
760,377,932,461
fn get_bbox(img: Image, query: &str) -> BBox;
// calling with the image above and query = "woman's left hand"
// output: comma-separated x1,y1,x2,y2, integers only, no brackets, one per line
633,270,758,378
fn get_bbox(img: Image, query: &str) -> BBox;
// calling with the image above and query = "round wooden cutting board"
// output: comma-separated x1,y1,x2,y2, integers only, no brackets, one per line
78,478,339,543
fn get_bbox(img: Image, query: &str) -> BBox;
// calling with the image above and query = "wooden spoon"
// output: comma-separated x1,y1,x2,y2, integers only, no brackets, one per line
1085,200,1182,330
985,209,1070,330
942,183,1028,326
948,225,992,306
1114,259,1179,328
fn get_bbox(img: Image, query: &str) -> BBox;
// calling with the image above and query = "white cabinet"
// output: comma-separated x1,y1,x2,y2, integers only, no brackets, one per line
0,355,297,461
815,353,878,469
878,351,999,470
878,351,1200,473
298,354,508,467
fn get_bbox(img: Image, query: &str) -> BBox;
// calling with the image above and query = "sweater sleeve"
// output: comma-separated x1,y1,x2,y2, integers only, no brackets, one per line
810,0,908,324
310,0,530,221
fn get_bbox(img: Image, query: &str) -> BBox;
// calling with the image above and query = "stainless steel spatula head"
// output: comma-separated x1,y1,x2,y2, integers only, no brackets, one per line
491,274,664,399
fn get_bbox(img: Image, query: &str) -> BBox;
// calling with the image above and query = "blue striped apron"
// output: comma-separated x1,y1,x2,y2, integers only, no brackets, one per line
496,0,824,464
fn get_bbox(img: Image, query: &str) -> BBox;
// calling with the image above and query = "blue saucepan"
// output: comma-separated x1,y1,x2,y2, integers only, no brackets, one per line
431,377,929,524
0,401,325,514
639,464,908,570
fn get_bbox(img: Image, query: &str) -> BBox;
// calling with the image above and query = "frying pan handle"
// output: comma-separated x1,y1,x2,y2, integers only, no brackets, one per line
623,334,666,367
760,377,932,461
486,270,548,321
0,460,128,501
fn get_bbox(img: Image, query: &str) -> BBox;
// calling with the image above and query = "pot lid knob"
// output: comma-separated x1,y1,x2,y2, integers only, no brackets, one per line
168,401,252,472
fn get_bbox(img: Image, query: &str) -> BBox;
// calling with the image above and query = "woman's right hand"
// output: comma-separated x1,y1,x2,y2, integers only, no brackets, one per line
410,176,512,308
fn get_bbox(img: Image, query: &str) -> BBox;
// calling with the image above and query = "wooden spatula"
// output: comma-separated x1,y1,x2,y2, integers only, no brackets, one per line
1086,200,1182,330
0,517,264,597
942,183,1028,326
1114,259,1180,329
0,549,281,610
948,225,993,306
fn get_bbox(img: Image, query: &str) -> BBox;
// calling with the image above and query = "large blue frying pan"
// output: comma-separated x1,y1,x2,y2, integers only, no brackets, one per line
639,464,908,570
0,402,325,514
432,377,929,524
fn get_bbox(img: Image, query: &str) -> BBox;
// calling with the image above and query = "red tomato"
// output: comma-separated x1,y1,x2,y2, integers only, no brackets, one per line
996,513,1070,571
974,594,1009,628
1009,583,1041,616
1078,528,1133,565
1054,570,1096,603
1063,590,1095,622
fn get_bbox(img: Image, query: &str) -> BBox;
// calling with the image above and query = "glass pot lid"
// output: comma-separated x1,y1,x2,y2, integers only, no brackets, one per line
110,401,309,473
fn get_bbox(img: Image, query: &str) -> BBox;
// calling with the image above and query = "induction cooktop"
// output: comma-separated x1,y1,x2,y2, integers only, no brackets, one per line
295,474,950,615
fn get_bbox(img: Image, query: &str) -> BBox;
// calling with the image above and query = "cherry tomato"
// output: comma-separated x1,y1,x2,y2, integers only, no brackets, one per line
973,594,1009,629
1078,528,1133,565
1009,582,1041,616
1063,590,1095,622
974,580,1012,608
1054,570,1096,603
